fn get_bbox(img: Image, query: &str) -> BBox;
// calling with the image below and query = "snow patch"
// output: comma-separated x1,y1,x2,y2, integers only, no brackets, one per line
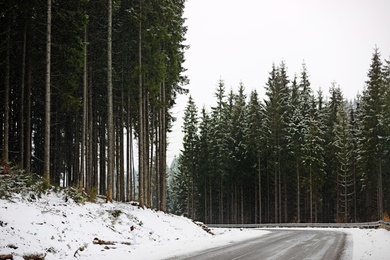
1,191,389,259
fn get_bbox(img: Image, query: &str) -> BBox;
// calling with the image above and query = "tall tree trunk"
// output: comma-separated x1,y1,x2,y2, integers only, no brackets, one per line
378,159,383,220
116,118,120,200
240,184,244,224
138,1,144,206
99,117,106,195
310,164,313,223
149,110,154,207
3,12,10,163
20,22,27,168
43,0,52,185
120,88,125,202
258,156,262,223
106,0,114,202
159,81,167,211
204,179,208,223
126,91,134,201
274,167,278,223
296,157,300,223
209,179,213,223
88,67,95,193
80,26,88,190
155,117,159,209
219,177,223,223
26,65,32,173
143,93,149,206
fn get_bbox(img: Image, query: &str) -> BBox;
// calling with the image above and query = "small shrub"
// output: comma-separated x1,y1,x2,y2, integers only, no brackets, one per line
88,187,98,202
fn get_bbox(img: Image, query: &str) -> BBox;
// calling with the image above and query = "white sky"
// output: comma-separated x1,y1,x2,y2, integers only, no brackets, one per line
167,0,390,163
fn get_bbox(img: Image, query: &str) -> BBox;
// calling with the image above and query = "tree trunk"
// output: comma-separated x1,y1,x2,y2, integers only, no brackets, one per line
149,110,154,207
106,0,114,202
296,157,300,223
126,90,134,201
258,156,262,223
274,167,278,223
209,179,213,223
3,11,10,164
99,118,106,195
219,177,223,223
120,87,125,202
310,164,313,223
88,67,96,193
378,159,383,220
159,81,167,211
240,184,244,224
26,64,32,173
43,0,52,185
138,1,144,206
20,22,27,169
143,93,150,206
80,26,88,190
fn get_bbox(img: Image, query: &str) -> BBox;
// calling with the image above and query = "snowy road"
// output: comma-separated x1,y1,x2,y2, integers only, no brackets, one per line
173,229,349,260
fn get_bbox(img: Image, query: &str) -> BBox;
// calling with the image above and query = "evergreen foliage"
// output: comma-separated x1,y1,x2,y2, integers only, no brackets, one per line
0,0,187,210
173,49,390,224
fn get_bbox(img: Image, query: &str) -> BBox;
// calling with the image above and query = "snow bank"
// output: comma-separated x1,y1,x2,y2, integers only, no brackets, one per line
0,192,265,259
346,228,390,260
1,191,389,259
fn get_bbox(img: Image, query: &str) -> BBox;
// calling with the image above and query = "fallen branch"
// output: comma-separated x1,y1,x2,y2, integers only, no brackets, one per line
0,254,13,260
22,253,46,260
93,238,131,246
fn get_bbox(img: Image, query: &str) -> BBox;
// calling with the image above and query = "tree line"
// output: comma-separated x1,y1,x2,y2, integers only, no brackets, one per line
0,0,187,210
169,49,390,224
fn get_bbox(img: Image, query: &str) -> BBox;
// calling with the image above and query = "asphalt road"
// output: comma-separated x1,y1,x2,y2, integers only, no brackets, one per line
172,229,350,260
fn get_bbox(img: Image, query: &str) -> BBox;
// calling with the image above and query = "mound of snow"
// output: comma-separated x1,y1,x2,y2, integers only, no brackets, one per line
2,190,389,259
0,191,265,259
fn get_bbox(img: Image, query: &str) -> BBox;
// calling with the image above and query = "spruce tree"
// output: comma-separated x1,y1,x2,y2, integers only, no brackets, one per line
179,96,199,219
246,90,264,223
209,79,229,223
333,101,355,222
359,48,385,220
263,62,290,223
197,107,211,223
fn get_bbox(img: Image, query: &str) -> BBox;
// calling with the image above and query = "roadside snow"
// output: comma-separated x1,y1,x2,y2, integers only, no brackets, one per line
1,192,389,259
346,228,390,260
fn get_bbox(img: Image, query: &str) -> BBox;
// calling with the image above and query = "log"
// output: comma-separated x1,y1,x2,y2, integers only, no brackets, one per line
92,238,131,246
22,254,46,260
93,238,115,245
0,254,13,260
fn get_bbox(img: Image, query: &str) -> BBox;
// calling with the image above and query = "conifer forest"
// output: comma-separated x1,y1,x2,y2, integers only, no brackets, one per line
1,1,390,225
0,0,187,211
168,53,390,225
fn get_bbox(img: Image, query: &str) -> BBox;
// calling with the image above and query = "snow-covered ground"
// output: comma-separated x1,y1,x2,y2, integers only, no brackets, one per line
1,191,389,260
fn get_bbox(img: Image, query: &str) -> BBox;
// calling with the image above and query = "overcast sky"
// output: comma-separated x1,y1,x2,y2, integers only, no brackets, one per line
167,0,390,163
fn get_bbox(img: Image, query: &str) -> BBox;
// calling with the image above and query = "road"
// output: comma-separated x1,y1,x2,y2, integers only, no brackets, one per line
172,229,350,260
